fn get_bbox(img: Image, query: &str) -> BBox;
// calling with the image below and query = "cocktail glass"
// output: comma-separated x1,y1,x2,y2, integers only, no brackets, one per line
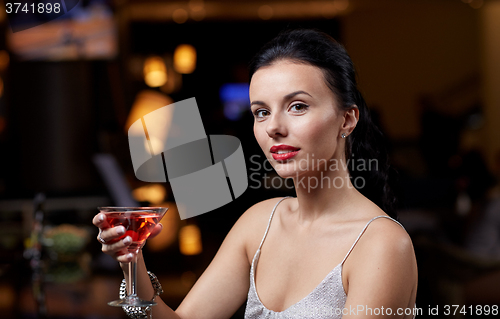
98,207,168,307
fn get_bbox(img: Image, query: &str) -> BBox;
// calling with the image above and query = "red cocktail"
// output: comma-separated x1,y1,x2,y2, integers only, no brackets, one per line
106,212,162,252
99,207,168,307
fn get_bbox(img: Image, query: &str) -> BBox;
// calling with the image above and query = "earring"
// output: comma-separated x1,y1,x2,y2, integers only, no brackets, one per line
341,133,346,139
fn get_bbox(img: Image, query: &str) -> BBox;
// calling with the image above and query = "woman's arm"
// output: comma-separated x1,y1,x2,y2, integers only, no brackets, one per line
174,199,281,318
341,218,418,319
93,200,273,319
173,212,252,319
121,218,252,319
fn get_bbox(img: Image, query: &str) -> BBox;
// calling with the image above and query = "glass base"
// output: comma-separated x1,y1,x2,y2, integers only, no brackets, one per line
108,296,157,307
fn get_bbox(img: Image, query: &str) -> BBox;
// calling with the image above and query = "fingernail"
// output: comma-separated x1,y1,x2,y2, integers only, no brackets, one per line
116,227,125,235
98,214,104,222
127,253,134,259
123,236,131,244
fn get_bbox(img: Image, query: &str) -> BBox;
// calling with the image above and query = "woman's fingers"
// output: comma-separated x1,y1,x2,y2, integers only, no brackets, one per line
148,223,163,239
116,251,136,263
93,212,136,263
102,235,131,254
93,213,110,229
101,236,137,263
98,226,126,244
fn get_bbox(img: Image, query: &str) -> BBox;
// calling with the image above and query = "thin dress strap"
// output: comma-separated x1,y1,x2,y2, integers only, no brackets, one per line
257,196,292,251
341,215,405,265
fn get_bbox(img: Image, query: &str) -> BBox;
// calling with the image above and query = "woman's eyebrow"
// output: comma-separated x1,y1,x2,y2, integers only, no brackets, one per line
250,90,312,106
284,90,312,99
250,100,265,106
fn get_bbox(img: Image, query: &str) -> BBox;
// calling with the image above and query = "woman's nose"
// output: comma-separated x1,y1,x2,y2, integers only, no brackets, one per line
266,113,287,138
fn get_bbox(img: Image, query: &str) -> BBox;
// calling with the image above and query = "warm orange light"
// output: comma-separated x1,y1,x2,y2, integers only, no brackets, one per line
0,8,6,23
334,0,349,11
190,8,206,21
258,5,274,20
132,184,166,204
126,90,173,133
0,51,9,72
189,0,205,20
0,285,16,309
189,0,204,11
173,8,189,24
143,56,167,87
147,203,179,252
322,3,337,19
179,224,202,255
174,44,197,74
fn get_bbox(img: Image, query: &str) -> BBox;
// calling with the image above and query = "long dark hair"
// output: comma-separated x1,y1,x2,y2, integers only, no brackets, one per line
249,29,397,218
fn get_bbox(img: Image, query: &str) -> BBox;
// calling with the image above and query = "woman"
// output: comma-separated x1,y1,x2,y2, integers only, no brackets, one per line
94,29,418,318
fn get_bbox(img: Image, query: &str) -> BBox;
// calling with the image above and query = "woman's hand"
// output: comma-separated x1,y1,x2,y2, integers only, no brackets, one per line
92,212,163,263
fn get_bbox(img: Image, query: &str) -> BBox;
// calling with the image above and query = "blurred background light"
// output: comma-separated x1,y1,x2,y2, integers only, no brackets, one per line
174,44,197,74
132,184,167,204
0,51,9,72
334,0,349,11
126,90,173,133
220,83,250,121
179,224,202,255
143,56,168,88
322,3,338,19
258,5,274,20
173,8,189,24
189,0,206,21
147,203,179,252
126,90,174,158
6,2,117,60
189,0,205,11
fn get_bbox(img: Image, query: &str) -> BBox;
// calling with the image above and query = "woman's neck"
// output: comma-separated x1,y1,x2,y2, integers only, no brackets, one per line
291,165,362,225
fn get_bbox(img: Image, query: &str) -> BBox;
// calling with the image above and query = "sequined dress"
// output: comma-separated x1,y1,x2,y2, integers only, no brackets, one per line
244,197,407,319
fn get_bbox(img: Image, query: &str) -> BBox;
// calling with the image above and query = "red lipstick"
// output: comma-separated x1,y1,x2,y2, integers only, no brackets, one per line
270,144,300,161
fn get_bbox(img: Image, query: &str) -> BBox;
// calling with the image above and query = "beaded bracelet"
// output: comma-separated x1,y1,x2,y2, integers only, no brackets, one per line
119,271,164,319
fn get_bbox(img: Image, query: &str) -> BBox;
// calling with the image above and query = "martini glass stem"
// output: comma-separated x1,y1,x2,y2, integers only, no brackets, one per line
128,251,139,299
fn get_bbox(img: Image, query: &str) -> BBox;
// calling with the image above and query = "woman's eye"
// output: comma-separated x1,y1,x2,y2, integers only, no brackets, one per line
253,109,270,119
289,103,309,113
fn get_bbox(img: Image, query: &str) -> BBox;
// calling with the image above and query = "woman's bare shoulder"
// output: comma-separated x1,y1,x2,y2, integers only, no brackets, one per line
355,196,413,251
232,197,291,262
236,197,291,225
366,217,413,251
347,213,417,278
342,211,417,301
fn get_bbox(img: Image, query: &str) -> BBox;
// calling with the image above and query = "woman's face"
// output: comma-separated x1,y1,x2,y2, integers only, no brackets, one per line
249,60,347,179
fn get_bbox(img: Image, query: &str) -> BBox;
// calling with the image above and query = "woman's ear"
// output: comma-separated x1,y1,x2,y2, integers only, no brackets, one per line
341,106,359,136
